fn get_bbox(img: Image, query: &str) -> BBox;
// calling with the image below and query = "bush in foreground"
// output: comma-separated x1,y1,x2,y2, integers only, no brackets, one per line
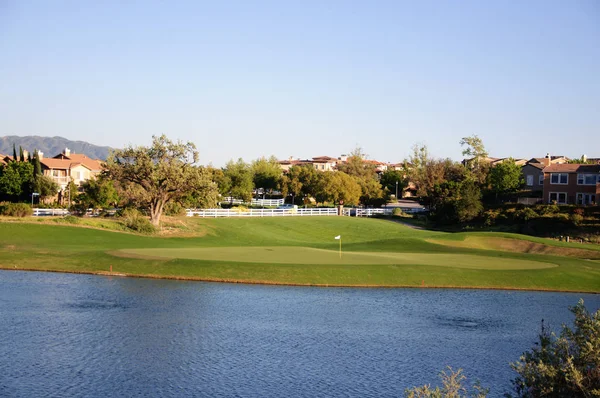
508,299,600,397
404,367,488,397
407,301,599,397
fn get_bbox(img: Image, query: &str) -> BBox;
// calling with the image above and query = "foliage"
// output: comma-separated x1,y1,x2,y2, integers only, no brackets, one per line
432,179,483,224
104,134,214,226
119,208,156,234
336,147,384,205
0,202,33,217
380,169,406,198
76,177,119,210
31,174,60,202
460,134,489,185
62,215,81,224
486,159,523,198
251,156,282,196
0,161,34,200
404,367,488,398
314,171,361,205
508,299,600,397
221,158,254,203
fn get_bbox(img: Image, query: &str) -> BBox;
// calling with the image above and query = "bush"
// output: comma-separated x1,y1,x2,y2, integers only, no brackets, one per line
514,207,538,222
508,300,600,397
537,204,560,216
393,208,404,217
570,213,584,226
164,201,186,216
120,208,156,234
0,202,33,217
404,367,488,397
62,215,80,224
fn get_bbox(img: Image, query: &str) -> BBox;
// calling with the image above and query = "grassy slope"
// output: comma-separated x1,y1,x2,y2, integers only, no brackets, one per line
1,218,599,292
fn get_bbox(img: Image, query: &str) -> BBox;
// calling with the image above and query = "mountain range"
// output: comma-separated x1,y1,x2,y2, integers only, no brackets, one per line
0,136,112,160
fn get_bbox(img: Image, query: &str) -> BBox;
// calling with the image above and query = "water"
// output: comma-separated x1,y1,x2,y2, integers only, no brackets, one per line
0,271,598,397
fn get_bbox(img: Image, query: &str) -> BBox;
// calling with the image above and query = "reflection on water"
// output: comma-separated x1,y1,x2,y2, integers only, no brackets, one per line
0,271,598,398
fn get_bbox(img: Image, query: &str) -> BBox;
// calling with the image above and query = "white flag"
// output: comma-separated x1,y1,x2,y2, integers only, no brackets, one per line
334,235,341,240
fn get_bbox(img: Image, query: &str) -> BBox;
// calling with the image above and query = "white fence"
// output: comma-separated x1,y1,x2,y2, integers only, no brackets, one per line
33,208,71,217
187,208,338,217
220,197,285,207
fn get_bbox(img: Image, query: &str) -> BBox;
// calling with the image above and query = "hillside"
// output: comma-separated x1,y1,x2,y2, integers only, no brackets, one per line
0,135,112,160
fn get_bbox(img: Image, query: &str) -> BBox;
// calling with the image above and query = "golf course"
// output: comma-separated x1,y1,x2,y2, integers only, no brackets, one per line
1,216,599,292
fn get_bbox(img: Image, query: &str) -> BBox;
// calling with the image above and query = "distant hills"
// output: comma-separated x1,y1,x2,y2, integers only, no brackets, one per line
0,136,112,160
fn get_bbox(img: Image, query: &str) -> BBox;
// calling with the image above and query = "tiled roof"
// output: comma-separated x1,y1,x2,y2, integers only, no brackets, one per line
312,156,338,162
524,162,545,170
40,158,92,170
543,164,600,173
53,153,103,171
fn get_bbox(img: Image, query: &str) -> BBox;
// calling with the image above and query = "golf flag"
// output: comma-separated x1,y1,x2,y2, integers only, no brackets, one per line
334,235,341,240
335,235,342,258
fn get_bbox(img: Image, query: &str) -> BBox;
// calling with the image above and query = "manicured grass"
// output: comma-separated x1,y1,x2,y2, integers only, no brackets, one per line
1,217,599,292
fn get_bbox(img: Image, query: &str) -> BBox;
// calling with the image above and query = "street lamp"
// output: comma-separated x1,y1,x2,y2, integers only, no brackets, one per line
395,181,398,201
31,192,39,207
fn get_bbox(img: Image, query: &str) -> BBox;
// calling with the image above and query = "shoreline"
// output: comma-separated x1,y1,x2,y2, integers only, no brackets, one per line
2,266,598,294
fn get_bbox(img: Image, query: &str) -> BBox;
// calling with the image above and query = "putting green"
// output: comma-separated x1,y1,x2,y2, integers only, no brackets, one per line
115,247,558,270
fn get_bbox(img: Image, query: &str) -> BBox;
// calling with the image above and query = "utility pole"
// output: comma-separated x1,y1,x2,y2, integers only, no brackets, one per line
395,181,398,201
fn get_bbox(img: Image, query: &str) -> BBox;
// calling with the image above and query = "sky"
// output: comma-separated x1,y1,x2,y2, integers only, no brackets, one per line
0,0,598,166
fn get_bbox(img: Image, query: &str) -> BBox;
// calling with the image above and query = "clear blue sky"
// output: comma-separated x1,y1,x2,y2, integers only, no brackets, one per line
1,0,598,166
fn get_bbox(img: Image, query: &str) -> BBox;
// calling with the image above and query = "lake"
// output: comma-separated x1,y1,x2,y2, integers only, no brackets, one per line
1,270,598,397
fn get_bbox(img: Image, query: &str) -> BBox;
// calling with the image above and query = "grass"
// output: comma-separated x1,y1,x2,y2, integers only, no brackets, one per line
1,217,599,292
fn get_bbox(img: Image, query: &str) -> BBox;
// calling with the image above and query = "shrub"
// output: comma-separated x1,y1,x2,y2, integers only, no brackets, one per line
164,201,186,216
514,207,538,222
570,213,584,226
538,204,560,216
508,300,600,397
393,208,404,217
0,202,33,217
62,215,80,224
404,367,488,398
120,208,155,234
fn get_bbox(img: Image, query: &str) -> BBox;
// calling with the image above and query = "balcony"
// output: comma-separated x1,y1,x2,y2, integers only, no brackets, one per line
50,176,69,185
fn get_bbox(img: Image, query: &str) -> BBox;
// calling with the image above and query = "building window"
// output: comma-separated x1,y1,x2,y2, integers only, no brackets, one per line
549,192,567,204
550,173,568,184
526,175,533,186
577,193,596,205
577,174,600,185
538,175,544,185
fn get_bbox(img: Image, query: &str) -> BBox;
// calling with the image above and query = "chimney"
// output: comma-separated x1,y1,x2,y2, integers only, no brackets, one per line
64,147,71,157
583,154,587,163
544,153,551,166
36,150,43,160
22,150,29,159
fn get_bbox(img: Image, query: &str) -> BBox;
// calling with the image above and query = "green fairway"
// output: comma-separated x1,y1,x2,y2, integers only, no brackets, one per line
117,246,557,270
1,217,599,291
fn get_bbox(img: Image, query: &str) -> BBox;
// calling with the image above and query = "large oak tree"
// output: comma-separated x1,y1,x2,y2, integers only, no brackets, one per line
104,135,215,226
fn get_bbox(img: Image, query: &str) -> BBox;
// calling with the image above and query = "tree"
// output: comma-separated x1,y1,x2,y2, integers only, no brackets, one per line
314,171,361,206
486,159,523,201
0,161,33,201
32,175,59,202
337,147,383,205
380,169,406,199
76,177,119,210
103,134,214,226
251,156,282,198
460,135,489,184
279,165,304,205
221,159,254,204
431,179,482,224
508,299,600,397
12,144,17,162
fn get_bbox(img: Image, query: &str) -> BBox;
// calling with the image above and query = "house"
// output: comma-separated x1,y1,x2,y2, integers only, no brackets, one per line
39,148,102,189
542,164,600,205
311,156,339,171
522,154,569,192
0,154,9,165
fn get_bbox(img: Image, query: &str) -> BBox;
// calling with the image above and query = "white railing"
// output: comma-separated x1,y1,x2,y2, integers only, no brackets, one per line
50,176,69,185
33,208,71,217
186,208,338,217
220,197,285,207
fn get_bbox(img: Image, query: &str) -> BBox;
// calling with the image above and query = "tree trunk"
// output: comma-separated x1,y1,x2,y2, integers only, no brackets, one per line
149,198,166,226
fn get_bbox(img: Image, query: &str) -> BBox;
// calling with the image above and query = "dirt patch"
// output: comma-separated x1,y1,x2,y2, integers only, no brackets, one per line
4,245,16,250
429,237,600,259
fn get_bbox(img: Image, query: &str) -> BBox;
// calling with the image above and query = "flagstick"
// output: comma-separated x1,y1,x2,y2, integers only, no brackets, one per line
339,237,342,259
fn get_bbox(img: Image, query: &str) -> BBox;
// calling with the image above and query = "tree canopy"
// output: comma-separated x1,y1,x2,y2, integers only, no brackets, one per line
103,134,215,226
